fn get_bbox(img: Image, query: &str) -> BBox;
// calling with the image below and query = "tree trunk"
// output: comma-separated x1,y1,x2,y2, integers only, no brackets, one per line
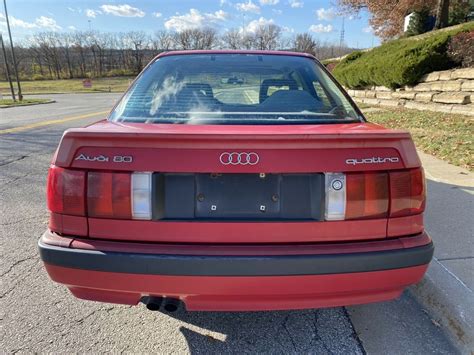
434,0,450,29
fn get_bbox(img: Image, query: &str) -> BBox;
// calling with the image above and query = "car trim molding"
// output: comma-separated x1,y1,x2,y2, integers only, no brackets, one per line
39,239,433,277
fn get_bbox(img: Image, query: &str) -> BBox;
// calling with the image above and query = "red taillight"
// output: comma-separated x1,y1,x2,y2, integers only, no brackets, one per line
346,172,389,219
47,166,86,216
389,168,425,217
325,168,425,221
87,172,132,219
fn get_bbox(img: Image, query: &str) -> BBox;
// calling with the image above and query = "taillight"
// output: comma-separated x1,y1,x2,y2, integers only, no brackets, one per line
87,172,132,219
47,166,86,216
47,167,153,220
325,168,425,221
389,168,425,218
87,171,152,220
346,172,389,220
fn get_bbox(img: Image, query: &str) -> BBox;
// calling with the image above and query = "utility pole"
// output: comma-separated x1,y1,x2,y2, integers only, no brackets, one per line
0,33,16,101
3,0,22,101
339,17,345,54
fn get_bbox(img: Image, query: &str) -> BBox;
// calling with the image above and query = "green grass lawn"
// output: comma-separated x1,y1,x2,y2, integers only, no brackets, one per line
0,77,134,95
365,107,473,171
0,98,53,107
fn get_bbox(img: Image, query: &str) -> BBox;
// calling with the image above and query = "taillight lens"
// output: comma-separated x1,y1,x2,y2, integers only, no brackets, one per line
87,172,132,219
346,172,389,219
47,166,86,216
325,168,425,221
389,168,425,217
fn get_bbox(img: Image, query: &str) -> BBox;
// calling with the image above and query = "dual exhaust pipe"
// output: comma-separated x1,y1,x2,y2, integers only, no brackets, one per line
142,296,181,312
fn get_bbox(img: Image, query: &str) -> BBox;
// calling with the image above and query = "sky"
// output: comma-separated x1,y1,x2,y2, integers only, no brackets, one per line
0,0,380,48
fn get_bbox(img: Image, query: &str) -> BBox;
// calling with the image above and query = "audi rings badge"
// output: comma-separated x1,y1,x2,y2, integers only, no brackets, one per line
219,152,260,165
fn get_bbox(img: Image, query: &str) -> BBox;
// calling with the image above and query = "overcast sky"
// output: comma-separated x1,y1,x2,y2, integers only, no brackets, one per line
0,0,379,48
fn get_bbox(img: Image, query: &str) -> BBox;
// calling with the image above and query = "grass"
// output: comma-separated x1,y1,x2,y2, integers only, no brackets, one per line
0,98,52,107
0,77,134,95
365,107,473,170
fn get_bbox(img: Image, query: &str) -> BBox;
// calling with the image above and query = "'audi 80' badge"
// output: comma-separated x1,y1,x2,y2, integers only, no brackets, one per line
220,152,259,165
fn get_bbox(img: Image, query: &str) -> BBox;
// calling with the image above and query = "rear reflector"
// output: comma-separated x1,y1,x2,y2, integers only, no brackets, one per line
47,166,85,216
131,172,153,220
389,168,425,218
87,172,132,219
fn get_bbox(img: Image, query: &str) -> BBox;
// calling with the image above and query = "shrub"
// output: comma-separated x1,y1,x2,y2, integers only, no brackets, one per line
31,74,48,81
447,30,474,67
406,9,431,37
332,22,474,89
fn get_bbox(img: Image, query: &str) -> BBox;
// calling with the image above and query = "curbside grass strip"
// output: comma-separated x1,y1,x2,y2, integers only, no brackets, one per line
0,99,56,109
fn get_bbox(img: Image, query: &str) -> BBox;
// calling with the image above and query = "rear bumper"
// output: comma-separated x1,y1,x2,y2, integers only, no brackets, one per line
39,230,433,311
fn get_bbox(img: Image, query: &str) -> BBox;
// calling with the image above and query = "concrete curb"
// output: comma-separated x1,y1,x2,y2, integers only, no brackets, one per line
0,99,56,109
411,151,473,353
410,258,474,354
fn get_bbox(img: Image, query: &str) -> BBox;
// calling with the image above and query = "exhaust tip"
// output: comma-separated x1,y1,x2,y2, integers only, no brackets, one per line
143,296,163,311
163,298,181,312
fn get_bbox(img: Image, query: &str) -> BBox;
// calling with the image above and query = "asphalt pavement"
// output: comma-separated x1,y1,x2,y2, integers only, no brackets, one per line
0,93,461,353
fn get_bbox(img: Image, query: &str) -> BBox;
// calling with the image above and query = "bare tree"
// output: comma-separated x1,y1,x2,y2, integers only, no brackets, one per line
0,28,364,81
293,33,318,55
58,33,74,78
153,30,175,51
125,31,147,74
174,28,218,50
222,29,242,49
253,24,281,50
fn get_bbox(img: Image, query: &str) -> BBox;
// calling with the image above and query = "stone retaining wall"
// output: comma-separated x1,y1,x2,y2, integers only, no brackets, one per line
347,67,474,116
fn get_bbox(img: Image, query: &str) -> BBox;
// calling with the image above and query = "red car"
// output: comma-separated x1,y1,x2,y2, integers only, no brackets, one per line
39,50,433,312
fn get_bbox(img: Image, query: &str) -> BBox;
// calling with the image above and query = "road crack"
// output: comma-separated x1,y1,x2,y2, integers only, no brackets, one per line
0,155,29,167
0,214,46,226
1,255,36,277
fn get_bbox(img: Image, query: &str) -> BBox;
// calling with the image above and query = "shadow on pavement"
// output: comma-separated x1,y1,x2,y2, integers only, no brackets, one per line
164,306,364,354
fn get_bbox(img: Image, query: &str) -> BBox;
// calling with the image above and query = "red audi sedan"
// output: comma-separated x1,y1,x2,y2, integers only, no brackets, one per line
39,50,433,312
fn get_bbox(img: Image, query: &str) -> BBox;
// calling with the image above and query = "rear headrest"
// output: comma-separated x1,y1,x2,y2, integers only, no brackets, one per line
260,79,298,103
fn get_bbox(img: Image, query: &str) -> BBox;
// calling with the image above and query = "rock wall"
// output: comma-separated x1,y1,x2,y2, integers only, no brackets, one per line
347,67,474,116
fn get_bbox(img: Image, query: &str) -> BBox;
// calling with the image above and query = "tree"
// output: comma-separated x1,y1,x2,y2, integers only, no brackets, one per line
338,0,437,39
222,29,242,49
449,0,471,25
153,30,175,51
434,0,450,29
253,24,281,50
293,33,318,55
124,31,147,74
174,28,218,50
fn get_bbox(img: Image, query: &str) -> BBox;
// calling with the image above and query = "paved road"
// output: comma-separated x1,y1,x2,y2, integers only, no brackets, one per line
0,94,458,353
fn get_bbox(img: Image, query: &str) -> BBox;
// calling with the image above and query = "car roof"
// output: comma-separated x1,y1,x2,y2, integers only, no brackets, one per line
154,50,316,61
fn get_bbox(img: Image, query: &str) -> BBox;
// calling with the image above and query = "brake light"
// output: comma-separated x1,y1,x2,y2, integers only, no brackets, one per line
46,166,86,216
325,168,425,221
389,168,425,217
87,172,132,219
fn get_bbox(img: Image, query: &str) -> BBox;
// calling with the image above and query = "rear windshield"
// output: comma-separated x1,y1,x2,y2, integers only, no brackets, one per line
110,54,361,125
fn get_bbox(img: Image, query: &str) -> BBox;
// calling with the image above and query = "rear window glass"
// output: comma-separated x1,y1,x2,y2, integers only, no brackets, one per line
110,54,361,125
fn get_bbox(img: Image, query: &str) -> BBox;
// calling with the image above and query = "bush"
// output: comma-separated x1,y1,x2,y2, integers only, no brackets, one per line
332,22,474,89
31,74,48,81
447,30,474,67
406,9,431,37
104,69,136,77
